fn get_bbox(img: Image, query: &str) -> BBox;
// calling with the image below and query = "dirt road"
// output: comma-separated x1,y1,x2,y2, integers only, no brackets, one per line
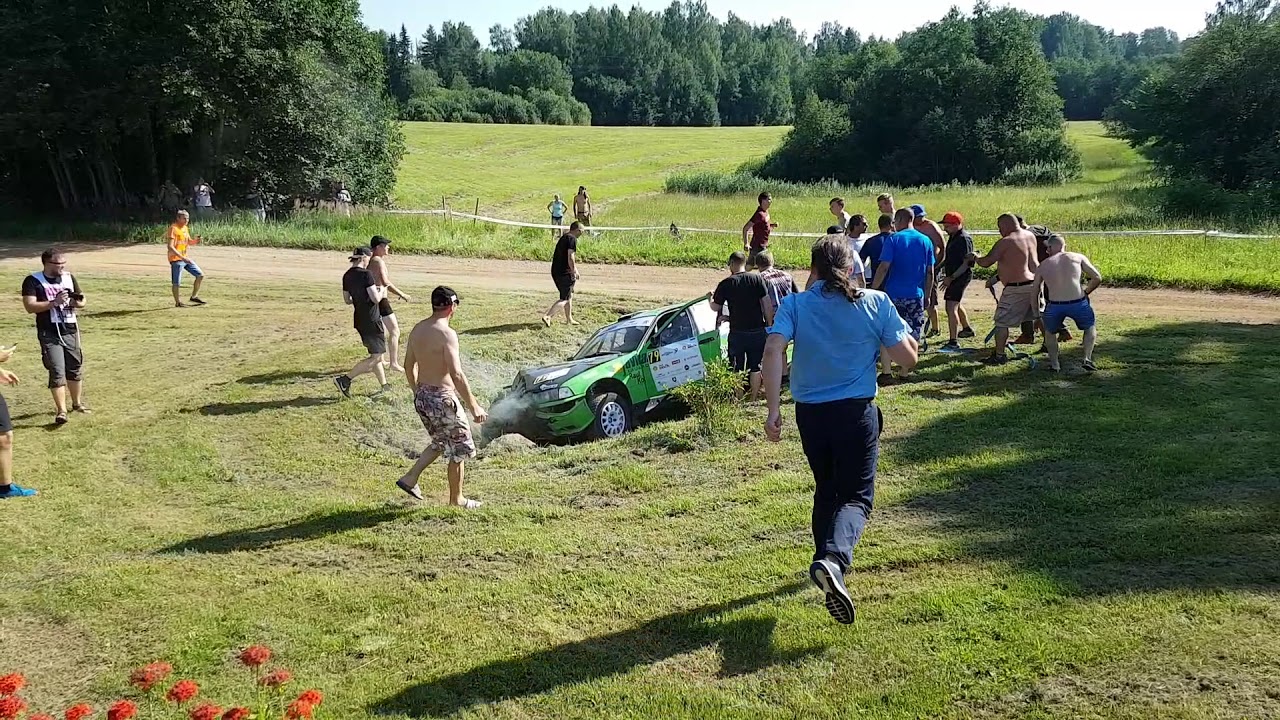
2,242,1277,323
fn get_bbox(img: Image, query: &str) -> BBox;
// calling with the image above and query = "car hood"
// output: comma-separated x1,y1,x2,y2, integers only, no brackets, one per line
515,355,621,392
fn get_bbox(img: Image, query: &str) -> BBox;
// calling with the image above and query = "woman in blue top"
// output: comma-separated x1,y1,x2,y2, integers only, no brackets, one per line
547,195,568,238
763,235,918,625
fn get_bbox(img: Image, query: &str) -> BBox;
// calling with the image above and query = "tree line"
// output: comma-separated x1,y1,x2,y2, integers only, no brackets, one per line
0,0,403,214
380,1,1183,128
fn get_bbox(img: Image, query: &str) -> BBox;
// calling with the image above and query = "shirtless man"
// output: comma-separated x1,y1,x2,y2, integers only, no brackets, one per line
968,213,1039,364
574,186,592,228
876,193,895,219
910,205,946,338
369,235,411,372
1033,234,1102,373
395,286,489,509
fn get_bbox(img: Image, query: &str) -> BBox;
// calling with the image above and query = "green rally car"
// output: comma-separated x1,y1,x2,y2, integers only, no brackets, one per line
493,297,734,441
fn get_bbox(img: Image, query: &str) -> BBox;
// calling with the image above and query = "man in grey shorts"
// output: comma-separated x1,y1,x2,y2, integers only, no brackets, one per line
22,248,89,425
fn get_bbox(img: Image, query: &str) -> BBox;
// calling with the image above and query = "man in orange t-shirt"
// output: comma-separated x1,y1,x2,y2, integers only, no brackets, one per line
167,209,206,307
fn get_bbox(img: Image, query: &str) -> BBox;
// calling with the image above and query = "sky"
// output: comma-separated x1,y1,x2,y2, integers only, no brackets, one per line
360,0,1220,46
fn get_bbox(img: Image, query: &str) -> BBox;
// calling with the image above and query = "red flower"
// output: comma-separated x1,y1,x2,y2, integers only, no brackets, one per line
259,669,293,689
0,696,28,720
0,674,24,696
284,700,313,719
107,700,138,720
65,704,94,720
166,679,199,704
188,703,221,720
296,689,323,707
236,645,271,668
129,662,173,691
220,708,250,720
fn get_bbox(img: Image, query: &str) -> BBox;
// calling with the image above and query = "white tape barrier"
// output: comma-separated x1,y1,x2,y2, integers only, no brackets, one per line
389,208,1279,240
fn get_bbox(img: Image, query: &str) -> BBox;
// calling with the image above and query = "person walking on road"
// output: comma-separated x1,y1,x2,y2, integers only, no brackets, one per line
542,222,584,327
1033,234,1103,373
334,247,390,397
763,234,918,624
369,235,411,373
396,286,489,509
166,210,207,308
937,211,976,351
871,209,935,382
22,248,89,425
742,192,777,267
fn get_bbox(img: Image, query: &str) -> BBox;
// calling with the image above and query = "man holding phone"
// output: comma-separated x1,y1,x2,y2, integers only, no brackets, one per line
22,248,88,425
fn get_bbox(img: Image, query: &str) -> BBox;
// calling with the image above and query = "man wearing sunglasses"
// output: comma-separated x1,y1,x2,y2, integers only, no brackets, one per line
395,286,489,509
22,248,88,425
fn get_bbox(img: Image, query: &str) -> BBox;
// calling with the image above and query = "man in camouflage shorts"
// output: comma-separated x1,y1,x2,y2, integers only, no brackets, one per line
395,286,489,508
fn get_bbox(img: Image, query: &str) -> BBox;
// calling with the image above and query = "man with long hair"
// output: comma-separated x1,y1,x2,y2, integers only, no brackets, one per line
763,236,918,624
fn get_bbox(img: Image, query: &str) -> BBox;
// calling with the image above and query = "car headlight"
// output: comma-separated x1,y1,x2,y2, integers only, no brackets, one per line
534,386,575,403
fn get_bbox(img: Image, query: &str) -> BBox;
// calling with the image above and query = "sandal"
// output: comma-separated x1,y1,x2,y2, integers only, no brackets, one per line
395,478,424,501
54,413,68,425
73,404,91,414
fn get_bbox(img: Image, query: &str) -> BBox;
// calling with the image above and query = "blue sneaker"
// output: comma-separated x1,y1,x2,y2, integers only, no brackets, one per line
0,484,37,499
809,557,856,625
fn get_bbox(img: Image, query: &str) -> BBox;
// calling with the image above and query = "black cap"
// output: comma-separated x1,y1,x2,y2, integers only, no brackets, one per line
431,286,460,309
370,235,391,248
349,247,372,259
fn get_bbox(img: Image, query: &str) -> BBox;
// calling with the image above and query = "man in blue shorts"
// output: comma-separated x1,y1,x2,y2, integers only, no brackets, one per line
871,208,935,383
1032,234,1103,372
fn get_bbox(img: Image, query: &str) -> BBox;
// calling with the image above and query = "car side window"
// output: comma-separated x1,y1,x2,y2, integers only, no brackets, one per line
657,310,696,346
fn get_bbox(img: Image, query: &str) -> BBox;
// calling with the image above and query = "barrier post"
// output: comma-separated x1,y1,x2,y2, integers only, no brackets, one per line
474,198,479,227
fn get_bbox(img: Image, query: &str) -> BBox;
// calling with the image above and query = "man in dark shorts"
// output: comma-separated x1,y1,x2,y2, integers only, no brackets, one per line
0,346,34,499
22,248,88,425
742,192,777,267
369,235,411,373
711,251,769,400
542,221,584,327
334,247,389,397
937,211,976,352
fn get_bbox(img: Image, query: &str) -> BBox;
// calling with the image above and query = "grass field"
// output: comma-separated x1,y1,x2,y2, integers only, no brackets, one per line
3,273,1279,718
4,122,1278,292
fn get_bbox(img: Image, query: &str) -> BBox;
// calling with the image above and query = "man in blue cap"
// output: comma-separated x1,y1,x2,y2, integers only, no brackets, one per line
910,205,946,337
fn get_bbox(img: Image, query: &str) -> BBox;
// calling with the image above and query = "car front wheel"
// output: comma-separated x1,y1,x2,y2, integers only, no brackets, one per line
588,390,632,440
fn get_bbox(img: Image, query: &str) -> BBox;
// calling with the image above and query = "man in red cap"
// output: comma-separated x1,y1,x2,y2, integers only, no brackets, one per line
937,211,976,352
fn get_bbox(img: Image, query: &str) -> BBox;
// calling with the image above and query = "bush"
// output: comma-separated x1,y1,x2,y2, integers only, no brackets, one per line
402,86,589,126
999,159,1084,186
669,360,746,441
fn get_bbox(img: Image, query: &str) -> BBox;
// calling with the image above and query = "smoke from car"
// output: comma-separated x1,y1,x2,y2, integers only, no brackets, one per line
478,390,538,447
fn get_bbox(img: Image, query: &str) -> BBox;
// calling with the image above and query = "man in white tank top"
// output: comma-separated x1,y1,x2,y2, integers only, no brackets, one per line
21,248,88,425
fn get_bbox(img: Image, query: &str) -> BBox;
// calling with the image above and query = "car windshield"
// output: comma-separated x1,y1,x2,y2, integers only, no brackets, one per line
574,317,654,359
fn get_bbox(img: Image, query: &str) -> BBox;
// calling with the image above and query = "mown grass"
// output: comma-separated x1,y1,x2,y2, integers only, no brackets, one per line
2,273,1278,719
2,122,1277,293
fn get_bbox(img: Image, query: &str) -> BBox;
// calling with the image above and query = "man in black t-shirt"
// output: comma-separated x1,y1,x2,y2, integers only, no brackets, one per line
21,247,88,425
334,247,390,398
711,251,769,400
938,212,976,352
542,221,584,327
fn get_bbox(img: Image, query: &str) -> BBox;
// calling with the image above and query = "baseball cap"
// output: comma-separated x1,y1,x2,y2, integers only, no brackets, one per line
349,247,371,260
910,204,927,218
942,211,964,225
370,235,392,248
431,286,461,309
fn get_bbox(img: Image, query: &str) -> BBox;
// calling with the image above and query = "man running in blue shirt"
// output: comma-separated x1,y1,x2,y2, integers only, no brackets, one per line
871,209,935,383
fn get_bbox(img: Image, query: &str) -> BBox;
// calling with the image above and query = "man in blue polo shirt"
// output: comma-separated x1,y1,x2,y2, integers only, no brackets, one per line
871,208,935,382
763,235,917,625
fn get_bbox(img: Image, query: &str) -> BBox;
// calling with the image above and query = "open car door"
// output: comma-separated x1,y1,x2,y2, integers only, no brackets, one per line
641,298,723,402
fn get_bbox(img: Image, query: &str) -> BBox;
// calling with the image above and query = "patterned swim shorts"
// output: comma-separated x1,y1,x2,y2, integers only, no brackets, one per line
892,297,926,341
413,385,477,463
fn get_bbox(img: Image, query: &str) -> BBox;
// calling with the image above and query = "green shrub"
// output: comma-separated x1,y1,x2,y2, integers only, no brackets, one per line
668,360,745,441
999,160,1084,186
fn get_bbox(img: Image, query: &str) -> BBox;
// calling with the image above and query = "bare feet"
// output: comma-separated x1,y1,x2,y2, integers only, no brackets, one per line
567,319,580,326
390,364,405,373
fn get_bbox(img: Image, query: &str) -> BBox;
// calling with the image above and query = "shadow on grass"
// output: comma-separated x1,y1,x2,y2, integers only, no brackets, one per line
892,321,1280,595
160,506,409,554
371,582,813,718
88,307,171,319
236,370,334,385
459,322,544,336
194,396,338,416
